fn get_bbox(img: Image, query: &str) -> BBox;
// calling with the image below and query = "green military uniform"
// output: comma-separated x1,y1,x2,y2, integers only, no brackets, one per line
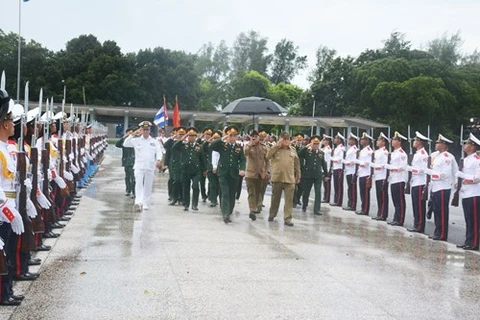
209,127,246,223
165,126,186,205
298,136,329,215
174,127,206,211
115,133,135,196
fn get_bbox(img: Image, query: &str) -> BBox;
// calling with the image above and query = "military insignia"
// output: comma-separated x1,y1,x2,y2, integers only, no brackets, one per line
235,147,241,152
195,146,200,151
318,153,323,158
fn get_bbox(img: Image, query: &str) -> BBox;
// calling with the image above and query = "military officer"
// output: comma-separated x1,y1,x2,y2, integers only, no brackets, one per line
165,126,186,205
292,133,305,207
321,134,333,203
209,126,246,223
425,134,458,240
330,133,346,206
115,128,136,197
406,131,430,233
267,132,301,226
386,132,408,226
198,128,213,202
244,130,270,221
355,133,374,215
123,121,162,211
173,127,206,211
257,129,271,208
342,133,359,211
298,136,329,215
456,133,480,250
371,133,390,221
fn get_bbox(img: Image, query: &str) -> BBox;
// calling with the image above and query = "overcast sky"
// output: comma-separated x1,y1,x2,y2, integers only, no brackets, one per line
2,0,479,88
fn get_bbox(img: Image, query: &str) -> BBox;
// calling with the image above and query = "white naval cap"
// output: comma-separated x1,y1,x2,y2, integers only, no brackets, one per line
335,132,346,141
349,132,359,140
414,131,431,142
322,134,333,139
360,132,373,140
11,104,24,122
378,132,390,142
436,134,453,144
466,133,480,147
26,107,40,123
392,131,408,141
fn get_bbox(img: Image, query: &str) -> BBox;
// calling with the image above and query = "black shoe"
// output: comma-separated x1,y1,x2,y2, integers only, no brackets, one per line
329,203,339,206
167,197,172,201
0,297,21,306
249,213,256,221
376,217,387,221
183,207,189,211
407,228,420,233
28,258,41,266
285,221,294,227
202,198,207,203
355,211,368,216
14,273,38,281
169,201,177,206
59,216,71,221
388,221,399,226
44,232,60,238
456,244,466,249
192,206,198,211
35,244,51,251
12,294,25,301
252,210,261,214
432,237,446,241
463,246,479,251
51,222,65,229
343,207,355,211
428,235,434,239
178,201,183,206
314,212,322,216
209,203,217,207
268,217,274,222
371,216,380,220
125,192,131,196
302,207,306,213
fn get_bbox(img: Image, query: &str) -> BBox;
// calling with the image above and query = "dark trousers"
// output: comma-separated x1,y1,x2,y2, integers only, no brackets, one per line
208,172,219,205
301,178,322,214
411,185,426,232
294,182,303,206
358,176,370,214
0,224,13,301
323,177,331,203
236,176,244,200
346,174,357,209
332,169,343,205
462,196,480,248
200,174,208,200
182,172,200,209
124,165,135,194
168,177,173,200
391,182,406,225
375,179,389,218
432,189,451,240
219,175,238,218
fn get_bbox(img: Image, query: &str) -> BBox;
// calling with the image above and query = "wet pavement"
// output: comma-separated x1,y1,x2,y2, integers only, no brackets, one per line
2,148,480,319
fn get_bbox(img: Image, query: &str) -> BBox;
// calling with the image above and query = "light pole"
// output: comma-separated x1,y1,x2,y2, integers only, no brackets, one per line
310,94,316,137
62,80,66,103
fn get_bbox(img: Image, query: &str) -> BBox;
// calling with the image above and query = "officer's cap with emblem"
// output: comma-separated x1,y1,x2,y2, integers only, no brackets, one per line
465,133,480,148
225,126,239,135
86,123,92,129
335,132,346,141
11,104,25,123
258,129,269,137
360,132,373,141
349,132,359,141
294,133,304,140
322,134,332,140
392,131,408,141
186,127,198,136
212,130,222,139
138,120,152,128
378,132,390,142
414,131,431,142
436,133,453,144
176,126,186,135
26,107,40,124
310,135,322,144
202,128,213,135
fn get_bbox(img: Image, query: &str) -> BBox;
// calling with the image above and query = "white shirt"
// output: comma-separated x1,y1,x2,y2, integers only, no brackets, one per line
322,145,332,171
356,145,373,178
123,135,162,171
211,151,220,170
372,147,389,181
342,145,358,175
387,147,408,184
426,151,458,192
331,144,345,170
407,147,429,187
458,153,480,198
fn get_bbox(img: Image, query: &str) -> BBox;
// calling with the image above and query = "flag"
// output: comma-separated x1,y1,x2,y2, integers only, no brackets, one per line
153,96,168,127
172,95,181,127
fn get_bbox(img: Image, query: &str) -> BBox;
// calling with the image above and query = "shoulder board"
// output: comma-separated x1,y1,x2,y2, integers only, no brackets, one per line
443,152,449,158
421,149,426,154
399,149,405,153
475,154,480,160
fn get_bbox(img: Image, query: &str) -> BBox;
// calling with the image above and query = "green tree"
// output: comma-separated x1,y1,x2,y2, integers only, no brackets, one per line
270,39,307,84
228,70,271,100
427,31,463,65
231,31,272,76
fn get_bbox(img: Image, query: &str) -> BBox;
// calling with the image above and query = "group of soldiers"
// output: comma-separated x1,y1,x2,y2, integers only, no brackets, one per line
159,123,480,250
0,88,107,306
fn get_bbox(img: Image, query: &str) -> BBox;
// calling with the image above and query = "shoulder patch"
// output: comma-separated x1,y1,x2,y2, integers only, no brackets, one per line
443,152,449,158
421,149,426,155
399,149,405,153
475,155,480,160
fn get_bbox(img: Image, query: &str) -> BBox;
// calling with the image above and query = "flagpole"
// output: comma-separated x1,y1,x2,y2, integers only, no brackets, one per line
16,0,23,103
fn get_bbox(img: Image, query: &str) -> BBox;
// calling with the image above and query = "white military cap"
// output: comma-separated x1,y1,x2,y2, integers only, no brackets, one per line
349,132,359,140
415,131,431,142
378,132,390,142
436,134,453,144
26,107,40,123
360,132,373,140
392,132,408,141
335,132,346,141
466,133,480,147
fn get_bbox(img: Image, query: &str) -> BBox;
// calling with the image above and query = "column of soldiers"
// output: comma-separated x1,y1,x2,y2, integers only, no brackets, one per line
0,88,107,305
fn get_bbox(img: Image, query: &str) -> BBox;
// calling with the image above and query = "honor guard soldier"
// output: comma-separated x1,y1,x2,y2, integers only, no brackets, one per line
209,126,246,223
371,133,390,221
321,134,333,203
355,133,374,215
292,133,305,207
342,133,359,211
330,133,346,206
298,136,329,215
425,134,458,240
165,126,186,206
173,127,206,211
198,128,213,202
123,121,162,211
115,128,136,198
386,132,408,226
456,133,480,250
406,132,431,233
244,130,270,221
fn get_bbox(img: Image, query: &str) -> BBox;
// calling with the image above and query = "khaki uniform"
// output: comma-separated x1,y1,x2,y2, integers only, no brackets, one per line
267,145,301,222
244,142,270,212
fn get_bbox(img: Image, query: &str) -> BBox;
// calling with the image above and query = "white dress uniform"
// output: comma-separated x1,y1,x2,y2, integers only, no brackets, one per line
123,130,162,210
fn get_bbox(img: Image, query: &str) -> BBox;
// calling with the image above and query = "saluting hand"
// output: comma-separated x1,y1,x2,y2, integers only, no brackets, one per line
239,170,245,177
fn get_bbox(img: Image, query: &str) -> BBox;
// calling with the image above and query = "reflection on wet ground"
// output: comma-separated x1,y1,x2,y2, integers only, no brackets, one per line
4,149,480,320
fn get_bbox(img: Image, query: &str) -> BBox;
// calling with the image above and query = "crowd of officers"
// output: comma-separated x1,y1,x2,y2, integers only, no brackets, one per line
0,89,107,306
162,123,480,251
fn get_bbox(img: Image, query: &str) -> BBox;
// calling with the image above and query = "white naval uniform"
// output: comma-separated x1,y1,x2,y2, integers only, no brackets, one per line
372,147,389,181
408,147,429,187
123,135,162,208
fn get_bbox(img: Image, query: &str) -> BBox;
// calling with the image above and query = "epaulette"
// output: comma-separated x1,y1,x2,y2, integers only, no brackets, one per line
443,152,449,158
399,149,405,153
474,154,480,160
421,149,426,155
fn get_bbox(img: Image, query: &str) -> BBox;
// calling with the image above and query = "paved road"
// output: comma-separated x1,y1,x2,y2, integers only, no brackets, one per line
2,148,479,319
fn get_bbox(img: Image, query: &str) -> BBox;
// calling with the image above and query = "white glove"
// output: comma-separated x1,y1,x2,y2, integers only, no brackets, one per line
0,199,25,235
80,148,85,155
36,188,51,209
82,156,88,164
47,169,52,181
26,198,37,218
64,171,74,181
71,164,80,174
53,175,67,189
69,153,74,160
24,178,33,193
88,155,93,161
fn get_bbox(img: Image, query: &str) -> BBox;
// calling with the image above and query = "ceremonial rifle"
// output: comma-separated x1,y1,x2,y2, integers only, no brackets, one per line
42,98,56,223
405,125,413,195
451,125,464,207
422,127,431,201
